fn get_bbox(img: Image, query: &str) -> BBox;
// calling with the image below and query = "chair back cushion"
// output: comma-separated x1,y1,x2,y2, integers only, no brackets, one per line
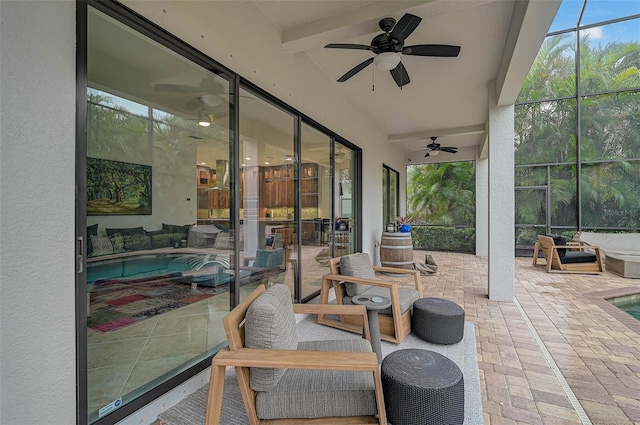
340,253,375,296
245,284,299,391
547,234,567,257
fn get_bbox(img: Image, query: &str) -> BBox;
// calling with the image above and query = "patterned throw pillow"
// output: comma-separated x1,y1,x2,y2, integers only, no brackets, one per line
340,253,375,296
90,236,114,257
123,234,151,251
108,234,125,253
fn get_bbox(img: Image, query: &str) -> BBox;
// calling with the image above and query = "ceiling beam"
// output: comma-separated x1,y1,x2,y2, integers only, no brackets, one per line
495,0,561,105
281,0,501,53
388,124,486,143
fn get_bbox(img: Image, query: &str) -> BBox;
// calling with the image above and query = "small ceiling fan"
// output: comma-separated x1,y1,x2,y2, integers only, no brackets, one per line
424,137,458,157
324,13,460,88
188,96,228,127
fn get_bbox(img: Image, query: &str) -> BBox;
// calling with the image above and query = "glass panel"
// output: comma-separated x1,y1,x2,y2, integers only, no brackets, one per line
332,142,356,257
579,19,640,95
581,161,640,227
239,88,296,301
382,168,387,225
86,7,230,422
580,1,640,26
390,168,398,224
550,165,578,226
515,166,547,186
515,99,577,165
300,124,331,299
580,92,640,161
517,34,576,103
549,0,584,33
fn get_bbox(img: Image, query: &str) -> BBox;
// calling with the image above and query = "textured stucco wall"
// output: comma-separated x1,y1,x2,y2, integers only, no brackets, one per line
487,80,515,301
475,157,489,257
0,1,77,424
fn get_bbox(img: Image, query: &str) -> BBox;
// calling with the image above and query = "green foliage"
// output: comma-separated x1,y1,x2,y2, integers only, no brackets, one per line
410,226,475,253
407,162,475,226
515,27,640,231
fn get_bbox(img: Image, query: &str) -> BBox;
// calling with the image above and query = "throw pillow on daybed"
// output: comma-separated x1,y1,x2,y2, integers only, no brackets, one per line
90,235,114,257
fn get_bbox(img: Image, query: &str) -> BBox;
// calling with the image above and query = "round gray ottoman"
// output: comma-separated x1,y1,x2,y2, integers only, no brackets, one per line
412,297,465,344
381,348,464,425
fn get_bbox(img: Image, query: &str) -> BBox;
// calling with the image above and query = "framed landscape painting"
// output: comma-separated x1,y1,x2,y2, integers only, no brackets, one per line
87,157,152,215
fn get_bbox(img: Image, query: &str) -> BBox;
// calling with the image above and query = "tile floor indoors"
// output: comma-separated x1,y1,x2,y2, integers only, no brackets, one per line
98,249,640,424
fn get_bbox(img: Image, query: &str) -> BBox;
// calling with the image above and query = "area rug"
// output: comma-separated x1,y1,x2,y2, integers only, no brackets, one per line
88,274,229,333
157,318,482,425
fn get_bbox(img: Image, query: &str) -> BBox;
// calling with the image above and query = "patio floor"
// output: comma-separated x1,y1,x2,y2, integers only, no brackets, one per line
422,250,640,425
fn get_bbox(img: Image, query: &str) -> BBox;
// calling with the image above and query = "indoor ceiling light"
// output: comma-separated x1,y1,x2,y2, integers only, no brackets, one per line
197,110,214,127
373,52,401,71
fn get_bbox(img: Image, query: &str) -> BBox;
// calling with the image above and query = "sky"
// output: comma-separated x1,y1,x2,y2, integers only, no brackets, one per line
550,0,640,44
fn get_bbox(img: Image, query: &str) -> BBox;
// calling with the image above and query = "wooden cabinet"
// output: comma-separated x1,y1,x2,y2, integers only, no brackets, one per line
301,163,319,208
261,163,318,209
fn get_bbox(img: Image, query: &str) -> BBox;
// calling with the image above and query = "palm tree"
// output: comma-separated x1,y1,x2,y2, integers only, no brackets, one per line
407,162,475,225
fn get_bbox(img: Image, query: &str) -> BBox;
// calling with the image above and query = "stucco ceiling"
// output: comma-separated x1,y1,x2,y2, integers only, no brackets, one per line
250,0,560,162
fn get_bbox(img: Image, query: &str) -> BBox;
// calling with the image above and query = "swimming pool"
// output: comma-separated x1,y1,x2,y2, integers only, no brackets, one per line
87,253,195,284
608,294,640,321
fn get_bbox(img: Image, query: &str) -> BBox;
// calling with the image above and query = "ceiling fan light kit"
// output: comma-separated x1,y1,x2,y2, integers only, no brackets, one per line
419,136,458,157
374,52,401,71
325,13,460,88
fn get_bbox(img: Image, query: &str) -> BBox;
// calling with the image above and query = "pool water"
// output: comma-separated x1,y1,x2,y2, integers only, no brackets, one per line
87,253,194,284
608,294,640,321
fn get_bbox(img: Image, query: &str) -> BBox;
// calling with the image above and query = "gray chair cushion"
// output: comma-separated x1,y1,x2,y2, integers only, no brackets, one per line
344,286,419,315
340,253,375,296
256,339,377,419
245,284,298,391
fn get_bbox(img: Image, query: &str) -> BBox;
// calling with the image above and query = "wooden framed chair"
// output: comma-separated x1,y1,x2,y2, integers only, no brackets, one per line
317,252,423,344
533,234,604,274
205,284,387,425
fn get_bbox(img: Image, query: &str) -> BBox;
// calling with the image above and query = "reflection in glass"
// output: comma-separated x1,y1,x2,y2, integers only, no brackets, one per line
86,7,231,422
301,124,331,299
238,88,296,302
333,142,356,257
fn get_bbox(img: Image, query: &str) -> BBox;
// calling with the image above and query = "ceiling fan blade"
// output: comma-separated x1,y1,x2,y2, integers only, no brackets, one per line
337,58,374,82
155,83,202,93
325,43,374,51
441,147,458,153
403,44,461,57
424,152,430,157
389,62,410,87
390,13,422,44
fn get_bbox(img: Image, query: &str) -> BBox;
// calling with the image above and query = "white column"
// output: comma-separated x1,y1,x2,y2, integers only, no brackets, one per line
475,157,489,257
487,80,515,301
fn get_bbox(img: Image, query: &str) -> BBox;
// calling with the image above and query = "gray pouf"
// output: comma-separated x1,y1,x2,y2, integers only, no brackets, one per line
412,297,465,344
381,349,464,425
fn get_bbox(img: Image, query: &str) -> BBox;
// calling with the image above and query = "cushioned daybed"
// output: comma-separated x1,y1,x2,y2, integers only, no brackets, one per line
574,231,640,278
